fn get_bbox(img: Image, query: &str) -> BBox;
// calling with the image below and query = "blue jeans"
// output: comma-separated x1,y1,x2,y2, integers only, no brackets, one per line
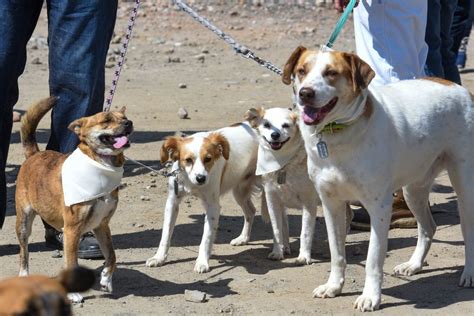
451,0,474,55
0,0,117,228
425,0,461,84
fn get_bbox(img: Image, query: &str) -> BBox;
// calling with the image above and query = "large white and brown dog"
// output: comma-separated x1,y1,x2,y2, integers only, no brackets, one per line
146,123,262,273
283,46,474,311
245,107,320,264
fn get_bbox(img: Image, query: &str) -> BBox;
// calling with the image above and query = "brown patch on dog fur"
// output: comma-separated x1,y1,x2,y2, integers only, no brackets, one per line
283,46,308,84
421,77,455,86
244,107,265,128
294,50,318,84
160,136,194,164
202,133,230,165
0,266,94,316
289,111,298,123
333,52,375,92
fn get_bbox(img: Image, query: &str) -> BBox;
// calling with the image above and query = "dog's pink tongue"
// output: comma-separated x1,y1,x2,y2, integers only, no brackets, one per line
302,106,320,125
113,136,129,149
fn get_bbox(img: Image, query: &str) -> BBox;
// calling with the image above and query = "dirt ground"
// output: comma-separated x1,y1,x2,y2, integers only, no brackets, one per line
1,1,474,315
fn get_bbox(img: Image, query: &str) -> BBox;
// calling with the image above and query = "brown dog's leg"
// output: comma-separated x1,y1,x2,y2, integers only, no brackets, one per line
16,206,36,276
93,222,116,292
63,225,81,268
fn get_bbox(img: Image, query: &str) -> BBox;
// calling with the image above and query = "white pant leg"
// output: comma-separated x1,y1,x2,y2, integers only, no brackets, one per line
354,0,428,86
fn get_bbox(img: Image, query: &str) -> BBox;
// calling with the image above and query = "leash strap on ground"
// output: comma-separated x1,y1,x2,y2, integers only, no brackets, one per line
104,0,141,112
173,0,283,76
326,0,357,48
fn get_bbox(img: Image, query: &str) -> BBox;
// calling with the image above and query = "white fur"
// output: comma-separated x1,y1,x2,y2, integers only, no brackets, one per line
146,123,259,273
295,51,474,311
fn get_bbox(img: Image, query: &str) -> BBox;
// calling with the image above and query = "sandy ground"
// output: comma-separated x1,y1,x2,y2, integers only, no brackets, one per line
2,1,474,315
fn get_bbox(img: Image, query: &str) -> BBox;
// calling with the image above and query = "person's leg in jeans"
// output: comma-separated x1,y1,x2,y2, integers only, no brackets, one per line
425,0,460,84
41,0,118,258
0,1,43,229
452,0,473,69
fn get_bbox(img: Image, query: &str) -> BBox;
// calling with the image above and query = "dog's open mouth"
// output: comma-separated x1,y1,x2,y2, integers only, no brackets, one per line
302,97,338,125
265,137,290,150
99,134,131,149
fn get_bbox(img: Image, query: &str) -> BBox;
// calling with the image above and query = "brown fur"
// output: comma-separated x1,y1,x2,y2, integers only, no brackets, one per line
421,76,455,86
244,107,265,128
0,266,94,316
282,46,308,84
15,98,132,285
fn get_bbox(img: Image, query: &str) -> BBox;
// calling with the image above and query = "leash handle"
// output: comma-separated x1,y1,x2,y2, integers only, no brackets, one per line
104,0,141,112
326,0,357,48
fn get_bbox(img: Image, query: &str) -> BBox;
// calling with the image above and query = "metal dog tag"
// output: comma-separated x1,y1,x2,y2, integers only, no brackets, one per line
316,140,329,159
277,170,287,184
173,178,179,195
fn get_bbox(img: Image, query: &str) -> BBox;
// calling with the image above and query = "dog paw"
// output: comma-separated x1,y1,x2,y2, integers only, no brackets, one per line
67,293,84,304
194,260,210,273
459,268,474,287
393,261,422,276
295,254,313,265
268,250,284,261
312,282,343,298
230,235,249,246
100,270,113,293
353,293,381,312
146,256,166,268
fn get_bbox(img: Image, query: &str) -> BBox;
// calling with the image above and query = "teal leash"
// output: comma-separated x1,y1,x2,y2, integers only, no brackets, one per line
325,0,358,49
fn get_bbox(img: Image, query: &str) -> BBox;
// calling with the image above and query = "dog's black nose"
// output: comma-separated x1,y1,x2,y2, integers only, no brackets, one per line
196,174,206,184
125,120,133,128
299,87,315,102
271,132,280,140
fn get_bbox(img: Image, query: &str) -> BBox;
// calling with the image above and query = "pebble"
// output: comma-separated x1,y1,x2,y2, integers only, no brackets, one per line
112,35,122,44
140,195,150,201
31,57,42,65
168,57,181,63
194,54,206,63
105,63,115,68
51,250,62,258
178,83,187,89
184,289,207,303
201,48,209,54
220,304,234,313
177,107,189,119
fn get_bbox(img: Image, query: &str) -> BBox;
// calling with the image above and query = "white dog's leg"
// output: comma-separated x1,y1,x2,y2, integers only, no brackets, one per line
296,206,316,265
282,208,291,255
313,198,348,299
394,183,435,276
93,224,116,293
230,184,256,246
353,194,392,312
265,189,286,260
194,198,220,273
448,163,474,287
146,178,182,268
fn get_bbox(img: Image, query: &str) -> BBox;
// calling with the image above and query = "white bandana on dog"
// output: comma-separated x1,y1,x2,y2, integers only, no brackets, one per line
256,136,305,176
61,149,124,206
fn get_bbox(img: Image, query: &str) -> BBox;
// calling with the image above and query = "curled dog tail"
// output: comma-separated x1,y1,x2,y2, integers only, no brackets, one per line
21,97,56,159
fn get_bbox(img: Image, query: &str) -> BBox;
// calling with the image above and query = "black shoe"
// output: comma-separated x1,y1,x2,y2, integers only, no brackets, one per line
45,229,104,259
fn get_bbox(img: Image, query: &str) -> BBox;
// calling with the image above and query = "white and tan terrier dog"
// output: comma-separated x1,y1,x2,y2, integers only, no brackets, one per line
15,97,133,302
283,46,474,311
146,122,264,273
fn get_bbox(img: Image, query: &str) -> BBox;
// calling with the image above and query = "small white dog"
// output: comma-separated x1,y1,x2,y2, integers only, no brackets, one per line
245,106,320,265
146,122,262,273
283,46,474,311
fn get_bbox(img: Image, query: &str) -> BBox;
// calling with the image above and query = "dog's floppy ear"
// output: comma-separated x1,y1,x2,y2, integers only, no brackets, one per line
68,118,85,135
244,107,265,128
208,133,230,160
160,136,182,164
289,111,298,124
282,46,307,85
57,266,95,293
342,52,375,92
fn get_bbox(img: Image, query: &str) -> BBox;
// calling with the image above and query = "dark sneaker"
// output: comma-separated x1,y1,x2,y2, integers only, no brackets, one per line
45,229,104,259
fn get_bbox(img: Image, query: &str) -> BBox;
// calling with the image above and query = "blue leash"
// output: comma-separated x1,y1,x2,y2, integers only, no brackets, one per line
326,0,358,49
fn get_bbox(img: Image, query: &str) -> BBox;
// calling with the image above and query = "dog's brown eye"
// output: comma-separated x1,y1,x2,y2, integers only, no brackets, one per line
297,68,305,76
185,157,193,165
204,156,212,163
263,122,271,129
282,123,290,128
324,69,338,77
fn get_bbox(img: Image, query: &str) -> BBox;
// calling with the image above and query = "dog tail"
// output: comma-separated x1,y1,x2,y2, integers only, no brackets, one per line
21,96,57,159
56,266,96,293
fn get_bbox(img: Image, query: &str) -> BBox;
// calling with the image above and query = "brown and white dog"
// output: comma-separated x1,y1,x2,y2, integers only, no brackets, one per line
15,97,133,302
283,46,474,311
146,122,263,273
0,266,95,315
245,107,320,264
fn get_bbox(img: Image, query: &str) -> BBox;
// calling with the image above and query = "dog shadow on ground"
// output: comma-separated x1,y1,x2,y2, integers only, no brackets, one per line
382,266,474,310
85,267,237,300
